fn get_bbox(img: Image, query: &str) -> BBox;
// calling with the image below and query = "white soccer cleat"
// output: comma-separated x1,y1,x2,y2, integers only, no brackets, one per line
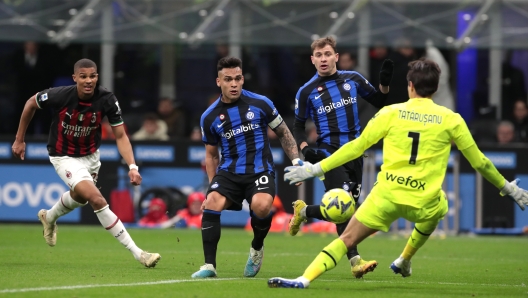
192,263,217,278
244,246,264,277
139,251,161,268
37,209,57,247
390,256,412,277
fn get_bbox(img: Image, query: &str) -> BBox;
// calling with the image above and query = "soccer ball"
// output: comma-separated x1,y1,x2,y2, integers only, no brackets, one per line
319,188,355,224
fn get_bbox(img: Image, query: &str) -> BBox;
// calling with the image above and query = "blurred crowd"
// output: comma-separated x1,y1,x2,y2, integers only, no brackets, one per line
1,40,528,145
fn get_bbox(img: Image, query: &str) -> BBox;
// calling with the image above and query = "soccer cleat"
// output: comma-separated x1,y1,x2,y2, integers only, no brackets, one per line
390,256,412,277
268,277,306,289
139,251,161,268
244,246,264,277
288,200,307,236
37,209,57,247
350,255,378,278
191,264,217,278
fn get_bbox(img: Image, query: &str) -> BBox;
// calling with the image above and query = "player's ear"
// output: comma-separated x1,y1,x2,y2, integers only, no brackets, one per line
310,55,315,65
72,74,77,83
335,53,339,61
216,77,220,87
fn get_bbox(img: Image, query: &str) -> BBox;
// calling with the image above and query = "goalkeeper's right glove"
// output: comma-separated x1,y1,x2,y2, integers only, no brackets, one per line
284,161,324,185
500,178,528,211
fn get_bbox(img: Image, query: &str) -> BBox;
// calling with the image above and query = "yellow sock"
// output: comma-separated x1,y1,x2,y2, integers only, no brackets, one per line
401,223,435,260
302,238,347,281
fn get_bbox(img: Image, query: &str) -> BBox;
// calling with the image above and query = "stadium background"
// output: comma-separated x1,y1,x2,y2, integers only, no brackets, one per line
1,0,528,234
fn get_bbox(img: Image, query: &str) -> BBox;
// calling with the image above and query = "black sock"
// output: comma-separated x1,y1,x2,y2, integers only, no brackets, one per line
306,205,324,220
201,210,221,268
336,220,359,259
250,211,272,250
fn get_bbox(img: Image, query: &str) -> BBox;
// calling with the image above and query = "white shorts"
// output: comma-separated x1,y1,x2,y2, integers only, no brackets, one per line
49,150,101,191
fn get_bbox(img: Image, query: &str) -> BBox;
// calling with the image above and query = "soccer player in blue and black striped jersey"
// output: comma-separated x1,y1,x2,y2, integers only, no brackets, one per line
191,57,300,279
288,36,396,278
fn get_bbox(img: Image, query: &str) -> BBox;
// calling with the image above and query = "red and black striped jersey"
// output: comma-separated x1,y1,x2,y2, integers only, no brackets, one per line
35,85,124,157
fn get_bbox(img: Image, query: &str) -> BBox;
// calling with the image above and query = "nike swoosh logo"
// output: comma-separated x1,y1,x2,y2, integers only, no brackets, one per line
257,187,269,190
217,121,226,128
202,226,213,230
315,92,325,100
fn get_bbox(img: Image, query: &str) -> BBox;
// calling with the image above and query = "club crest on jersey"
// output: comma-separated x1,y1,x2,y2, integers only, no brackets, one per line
66,170,72,179
343,83,351,91
246,111,255,120
211,182,219,189
317,86,323,92
219,114,225,121
78,114,84,121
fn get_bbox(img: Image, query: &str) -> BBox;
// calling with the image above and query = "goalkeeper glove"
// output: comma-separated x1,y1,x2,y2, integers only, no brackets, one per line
301,147,327,163
500,178,528,211
379,59,394,87
284,161,324,185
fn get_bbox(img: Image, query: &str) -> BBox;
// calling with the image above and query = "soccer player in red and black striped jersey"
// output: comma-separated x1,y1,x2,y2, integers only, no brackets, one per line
11,58,161,268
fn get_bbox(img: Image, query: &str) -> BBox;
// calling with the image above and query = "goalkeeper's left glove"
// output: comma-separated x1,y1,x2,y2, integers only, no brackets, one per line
284,161,324,185
379,59,394,87
500,178,528,211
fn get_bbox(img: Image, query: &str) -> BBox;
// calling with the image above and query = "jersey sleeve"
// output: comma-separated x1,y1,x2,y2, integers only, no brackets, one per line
104,94,124,126
260,97,283,130
320,107,391,172
349,71,376,99
294,88,310,122
35,88,66,109
449,113,476,150
200,112,218,145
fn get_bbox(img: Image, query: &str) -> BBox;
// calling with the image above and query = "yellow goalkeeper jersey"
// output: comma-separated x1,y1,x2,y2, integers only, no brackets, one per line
321,98,476,208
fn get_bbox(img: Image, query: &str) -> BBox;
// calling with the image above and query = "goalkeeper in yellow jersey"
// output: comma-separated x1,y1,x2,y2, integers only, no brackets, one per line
268,58,528,289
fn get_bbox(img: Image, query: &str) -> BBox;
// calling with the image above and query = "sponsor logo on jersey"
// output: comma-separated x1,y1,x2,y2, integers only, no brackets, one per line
342,182,350,191
65,170,72,179
246,111,255,120
343,83,351,91
317,96,356,114
91,113,97,123
221,123,260,140
211,182,219,189
61,122,98,138
39,93,48,101
385,172,426,190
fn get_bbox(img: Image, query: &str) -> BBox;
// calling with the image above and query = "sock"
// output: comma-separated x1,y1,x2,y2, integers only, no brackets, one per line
250,211,272,250
46,191,87,224
306,205,324,220
335,220,359,260
302,238,347,282
402,222,436,260
202,210,221,268
95,205,142,260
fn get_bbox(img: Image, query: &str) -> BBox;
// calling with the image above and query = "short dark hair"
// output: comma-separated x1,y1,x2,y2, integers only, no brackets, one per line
311,36,337,54
74,58,97,73
143,112,159,122
217,57,242,72
406,59,441,98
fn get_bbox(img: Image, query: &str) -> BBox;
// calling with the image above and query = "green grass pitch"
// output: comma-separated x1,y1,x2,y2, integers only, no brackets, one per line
0,224,526,297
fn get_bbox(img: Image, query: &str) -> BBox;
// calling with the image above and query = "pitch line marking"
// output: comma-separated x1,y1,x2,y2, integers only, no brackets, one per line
0,278,524,294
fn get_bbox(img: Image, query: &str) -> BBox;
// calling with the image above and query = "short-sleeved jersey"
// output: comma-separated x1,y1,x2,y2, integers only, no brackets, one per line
295,70,376,148
35,85,123,157
200,89,283,175
322,98,476,207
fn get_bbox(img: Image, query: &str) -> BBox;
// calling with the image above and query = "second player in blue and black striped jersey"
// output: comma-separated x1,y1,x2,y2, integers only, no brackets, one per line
193,57,300,279
288,36,396,279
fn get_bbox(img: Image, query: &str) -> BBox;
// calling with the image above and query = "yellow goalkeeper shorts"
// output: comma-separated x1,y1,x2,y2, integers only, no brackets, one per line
355,187,448,232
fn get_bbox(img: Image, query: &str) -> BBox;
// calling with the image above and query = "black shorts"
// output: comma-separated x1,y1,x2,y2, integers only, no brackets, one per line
206,170,276,211
317,143,363,202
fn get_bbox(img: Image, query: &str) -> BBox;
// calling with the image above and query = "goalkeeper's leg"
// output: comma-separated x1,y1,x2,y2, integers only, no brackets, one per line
300,216,377,285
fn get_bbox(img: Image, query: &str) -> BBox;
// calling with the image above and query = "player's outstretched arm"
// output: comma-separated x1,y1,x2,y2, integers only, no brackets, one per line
113,124,142,186
461,144,528,210
12,95,39,160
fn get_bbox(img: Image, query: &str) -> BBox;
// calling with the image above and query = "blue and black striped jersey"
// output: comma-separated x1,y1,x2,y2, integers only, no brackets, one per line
295,70,377,149
201,89,283,175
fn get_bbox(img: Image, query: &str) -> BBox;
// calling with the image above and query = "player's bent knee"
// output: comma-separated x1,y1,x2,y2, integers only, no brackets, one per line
205,192,227,211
